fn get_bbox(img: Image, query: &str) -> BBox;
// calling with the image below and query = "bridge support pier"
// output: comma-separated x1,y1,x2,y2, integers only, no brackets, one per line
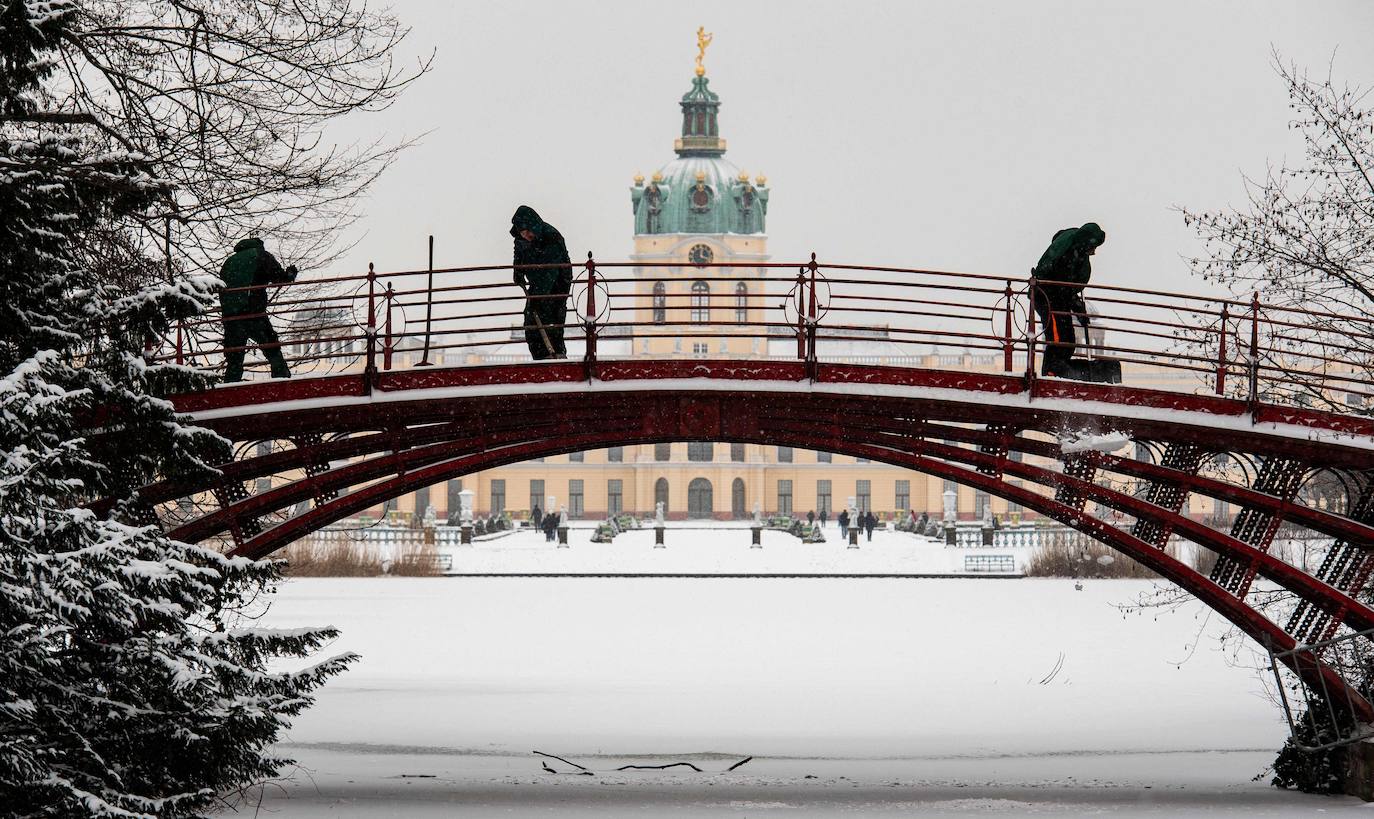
1346,739,1374,801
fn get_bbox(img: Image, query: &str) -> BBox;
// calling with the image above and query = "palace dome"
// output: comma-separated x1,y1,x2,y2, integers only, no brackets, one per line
631,74,768,236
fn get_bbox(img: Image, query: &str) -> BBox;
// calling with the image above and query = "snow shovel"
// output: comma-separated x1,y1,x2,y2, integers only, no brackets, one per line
517,281,559,359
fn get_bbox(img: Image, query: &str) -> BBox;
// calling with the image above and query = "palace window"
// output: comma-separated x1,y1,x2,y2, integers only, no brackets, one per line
607,479,623,516
777,479,793,515
653,281,666,324
688,442,714,461
817,480,832,517
735,282,748,323
569,480,584,519
691,280,710,322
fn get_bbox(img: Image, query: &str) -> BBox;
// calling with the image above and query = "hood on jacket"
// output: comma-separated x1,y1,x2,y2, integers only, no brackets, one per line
233,237,265,252
1074,222,1106,251
511,205,553,240
1035,222,1106,277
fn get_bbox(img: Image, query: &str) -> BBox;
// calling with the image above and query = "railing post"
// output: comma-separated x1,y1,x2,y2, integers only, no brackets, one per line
1002,280,1014,373
1215,303,1229,396
806,252,819,379
383,281,395,371
417,235,435,366
1248,292,1261,409
795,264,807,361
583,252,598,372
1025,277,1038,385
364,262,377,393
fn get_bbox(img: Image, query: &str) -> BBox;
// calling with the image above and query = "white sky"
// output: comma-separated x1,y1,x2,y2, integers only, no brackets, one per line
327,0,1374,297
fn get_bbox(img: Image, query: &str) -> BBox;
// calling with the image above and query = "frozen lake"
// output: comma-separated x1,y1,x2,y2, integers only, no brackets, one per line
238,570,1366,816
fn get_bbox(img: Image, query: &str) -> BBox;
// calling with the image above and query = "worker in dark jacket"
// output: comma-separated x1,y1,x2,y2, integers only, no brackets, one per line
1031,222,1105,377
511,205,573,360
219,237,297,382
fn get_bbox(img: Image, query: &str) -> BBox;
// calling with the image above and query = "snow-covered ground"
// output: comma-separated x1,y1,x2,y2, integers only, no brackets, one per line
236,548,1368,815
440,524,1030,576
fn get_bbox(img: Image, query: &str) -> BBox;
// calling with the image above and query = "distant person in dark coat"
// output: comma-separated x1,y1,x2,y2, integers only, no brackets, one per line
219,237,297,382
541,512,558,542
807,510,815,525
837,509,850,539
531,505,543,529
511,205,573,360
863,511,877,541
820,509,828,527
1031,222,1105,378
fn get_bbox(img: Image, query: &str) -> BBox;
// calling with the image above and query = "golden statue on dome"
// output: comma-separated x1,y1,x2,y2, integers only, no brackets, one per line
695,27,713,77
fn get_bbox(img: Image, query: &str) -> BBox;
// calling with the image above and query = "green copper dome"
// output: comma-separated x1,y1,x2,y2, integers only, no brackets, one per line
631,74,769,236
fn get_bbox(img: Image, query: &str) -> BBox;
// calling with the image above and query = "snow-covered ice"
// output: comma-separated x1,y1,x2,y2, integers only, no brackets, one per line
239,544,1368,815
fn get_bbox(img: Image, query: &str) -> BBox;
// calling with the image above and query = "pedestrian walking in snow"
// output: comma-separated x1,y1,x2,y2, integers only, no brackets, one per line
1030,222,1104,378
807,510,815,525
542,512,558,542
820,509,828,527
511,205,573,360
838,508,850,540
863,511,876,542
219,237,298,382
531,505,543,529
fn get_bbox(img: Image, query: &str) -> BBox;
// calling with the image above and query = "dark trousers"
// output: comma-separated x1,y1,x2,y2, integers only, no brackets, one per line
224,317,290,382
1033,292,1078,377
525,292,568,360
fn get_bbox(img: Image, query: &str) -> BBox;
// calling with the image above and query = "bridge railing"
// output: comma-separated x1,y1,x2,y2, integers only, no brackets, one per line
146,255,1374,411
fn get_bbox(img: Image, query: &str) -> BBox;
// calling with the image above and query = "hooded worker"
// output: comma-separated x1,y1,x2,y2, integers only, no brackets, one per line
1031,222,1105,377
219,237,298,382
510,205,573,360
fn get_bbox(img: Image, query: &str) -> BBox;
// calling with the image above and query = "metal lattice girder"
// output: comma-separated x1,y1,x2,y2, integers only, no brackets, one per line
1054,452,1099,512
1289,475,1374,643
189,393,1374,639
290,431,340,507
1212,457,1307,598
1130,442,1208,548
976,424,1013,477
210,479,260,547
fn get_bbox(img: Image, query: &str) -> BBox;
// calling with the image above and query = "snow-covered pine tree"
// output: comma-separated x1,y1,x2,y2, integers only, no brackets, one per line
0,2,355,816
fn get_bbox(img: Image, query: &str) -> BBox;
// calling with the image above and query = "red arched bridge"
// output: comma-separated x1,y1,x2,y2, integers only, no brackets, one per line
131,254,1374,732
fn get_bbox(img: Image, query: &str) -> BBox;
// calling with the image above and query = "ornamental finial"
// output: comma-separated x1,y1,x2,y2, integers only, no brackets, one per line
695,27,713,77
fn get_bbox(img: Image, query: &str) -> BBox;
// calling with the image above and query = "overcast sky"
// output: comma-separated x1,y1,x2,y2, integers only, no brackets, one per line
326,0,1374,297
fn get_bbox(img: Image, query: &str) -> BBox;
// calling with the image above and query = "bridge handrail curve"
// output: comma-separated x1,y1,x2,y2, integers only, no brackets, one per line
152,255,1374,410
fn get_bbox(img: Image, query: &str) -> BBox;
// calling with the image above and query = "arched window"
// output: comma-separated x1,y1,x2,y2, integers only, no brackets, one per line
735,282,748,324
652,282,666,324
654,477,670,516
691,280,710,323
731,477,746,519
